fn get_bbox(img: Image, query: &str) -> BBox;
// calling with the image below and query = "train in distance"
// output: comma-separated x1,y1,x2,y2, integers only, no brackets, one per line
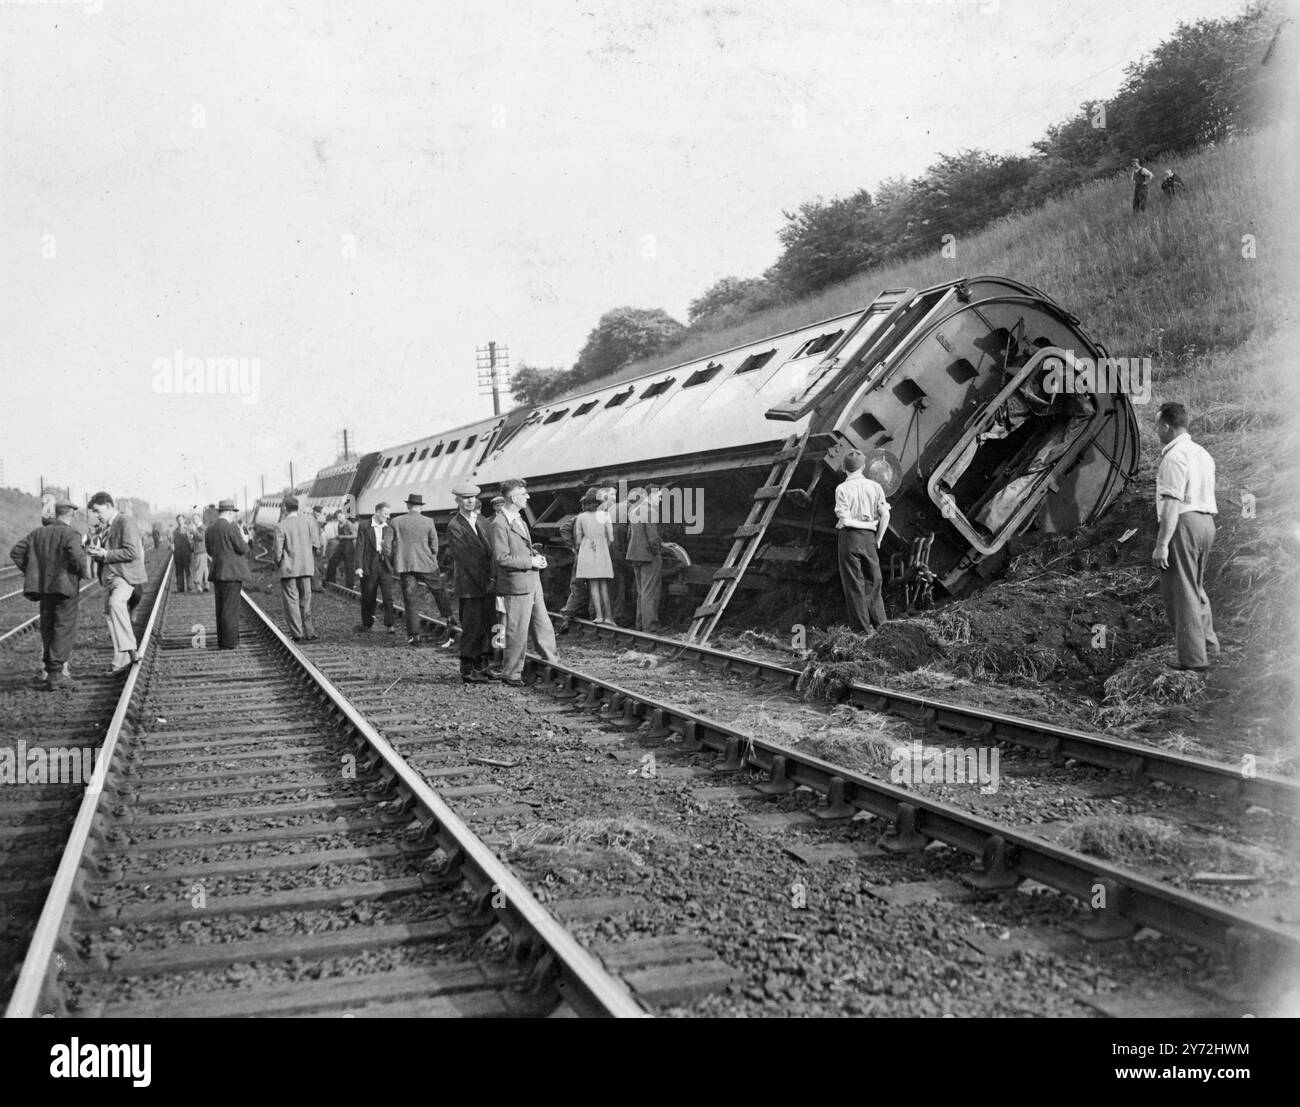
252,275,1140,616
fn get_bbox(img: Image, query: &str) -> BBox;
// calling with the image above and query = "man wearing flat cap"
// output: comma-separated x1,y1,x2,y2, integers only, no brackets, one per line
10,500,91,689
446,483,498,682
206,500,252,648
390,492,457,647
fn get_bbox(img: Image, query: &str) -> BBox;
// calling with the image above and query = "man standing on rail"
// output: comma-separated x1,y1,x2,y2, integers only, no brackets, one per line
1151,402,1220,671
446,483,499,682
835,450,891,634
206,499,251,649
491,478,558,686
272,495,319,642
9,500,91,689
87,491,147,674
355,501,397,634
391,493,457,647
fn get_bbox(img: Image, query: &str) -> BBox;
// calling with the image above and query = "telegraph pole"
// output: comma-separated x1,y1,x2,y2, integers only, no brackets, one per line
476,341,511,416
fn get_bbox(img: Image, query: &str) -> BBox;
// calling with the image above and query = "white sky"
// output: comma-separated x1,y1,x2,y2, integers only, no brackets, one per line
0,0,1253,510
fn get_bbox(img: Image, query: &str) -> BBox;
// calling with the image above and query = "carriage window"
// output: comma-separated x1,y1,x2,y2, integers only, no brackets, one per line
464,435,477,449
406,450,416,463
447,440,460,453
735,349,776,373
418,448,429,461
544,409,570,424
796,330,844,358
641,378,676,399
573,400,598,417
605,387,635,408
431,443,443,457
382,458,392,469
684,362,723,388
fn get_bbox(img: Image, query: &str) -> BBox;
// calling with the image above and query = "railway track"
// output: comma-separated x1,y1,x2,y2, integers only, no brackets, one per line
0,553,169,1009
306,579,1299,1012
5,574,644,1018
0,579,100,643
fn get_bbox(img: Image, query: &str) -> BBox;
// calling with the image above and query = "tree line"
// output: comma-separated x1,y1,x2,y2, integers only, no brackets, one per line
511,2,1280,409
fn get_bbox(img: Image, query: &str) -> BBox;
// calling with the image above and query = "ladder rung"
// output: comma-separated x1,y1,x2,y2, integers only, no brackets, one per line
712,567,742,580
691,602,723,619
752,486,784,500
733,524,763,539
773,447,802,461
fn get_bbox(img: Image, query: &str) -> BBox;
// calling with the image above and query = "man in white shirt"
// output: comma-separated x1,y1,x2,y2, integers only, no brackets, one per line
1152,402,1219,670
835,450,891,633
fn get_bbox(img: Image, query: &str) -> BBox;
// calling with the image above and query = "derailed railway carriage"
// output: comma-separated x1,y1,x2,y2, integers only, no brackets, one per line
346,275,1138,625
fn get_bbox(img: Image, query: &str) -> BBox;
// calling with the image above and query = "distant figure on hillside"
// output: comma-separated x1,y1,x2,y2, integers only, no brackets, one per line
1161,169,1186,200
1130,159,1154,212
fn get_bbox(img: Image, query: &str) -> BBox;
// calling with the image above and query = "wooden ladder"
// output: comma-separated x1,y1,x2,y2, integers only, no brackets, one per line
684,427,811,645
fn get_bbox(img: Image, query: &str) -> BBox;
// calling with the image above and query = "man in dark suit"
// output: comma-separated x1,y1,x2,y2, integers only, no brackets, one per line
625,485,664,633
9,500,91,689
205,499,251,648
391,493,457,647
87,491,147,673
491,478,558,685
355,501,397,634
272,495,320,641
446,483,498,682
172,515,192,593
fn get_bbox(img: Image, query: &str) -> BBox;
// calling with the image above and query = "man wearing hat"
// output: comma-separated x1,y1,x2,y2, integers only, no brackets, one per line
391,493,457,647
446,484,498,682
9,500,91,689
205,500,252,648
273,494,320,642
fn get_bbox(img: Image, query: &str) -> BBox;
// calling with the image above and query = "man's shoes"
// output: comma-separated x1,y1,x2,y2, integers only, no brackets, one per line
407,636,422,647
129,650,140,666
108,662,131,676
44,673,74,691
305,634,319,641
479,668,503,681
32,672,49,687
462,670,493,684
1166,662,1210,672
386,626,397,635
355,624,372,633
557,617,572,635
290,636,303,643
502,677,526,687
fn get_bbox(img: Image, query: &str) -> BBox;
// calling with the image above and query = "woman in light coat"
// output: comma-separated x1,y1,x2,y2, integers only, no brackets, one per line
573,490,614,624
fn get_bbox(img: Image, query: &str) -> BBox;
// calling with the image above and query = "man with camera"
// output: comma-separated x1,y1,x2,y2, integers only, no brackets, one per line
87,491,147,674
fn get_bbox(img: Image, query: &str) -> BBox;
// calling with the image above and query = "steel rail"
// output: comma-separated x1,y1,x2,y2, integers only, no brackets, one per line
5,559,174,1018
0,579,99,646
553,616,1296,816
519,651,1299,977
234,593,648,1018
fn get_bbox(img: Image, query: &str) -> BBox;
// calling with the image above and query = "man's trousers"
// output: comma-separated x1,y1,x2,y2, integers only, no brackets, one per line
400,571,453,637
502,579,558,681
1160,512,1219,668
838,528,887,632
214,580,242,648
279,576,315,640
39,592,80,674
173,555,190,593
103,577,137,667
458,594,497,672
630,556,663,632
360,570,396,628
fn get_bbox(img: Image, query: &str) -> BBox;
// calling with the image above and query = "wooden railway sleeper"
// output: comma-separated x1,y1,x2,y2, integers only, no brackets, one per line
449,883,498,929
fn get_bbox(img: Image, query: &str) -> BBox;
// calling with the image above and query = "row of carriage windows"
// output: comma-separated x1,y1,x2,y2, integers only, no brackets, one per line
375,327,843,470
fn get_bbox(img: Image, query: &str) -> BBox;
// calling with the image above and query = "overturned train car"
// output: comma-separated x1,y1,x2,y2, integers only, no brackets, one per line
352,275,1139,616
